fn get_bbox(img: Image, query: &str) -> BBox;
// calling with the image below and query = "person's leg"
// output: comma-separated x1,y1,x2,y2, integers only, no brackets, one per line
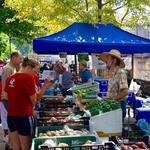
7,116,21,150
17,116,36,150
0,102,9,142
19,135,32,150
121,100,127,121
10,131,21,150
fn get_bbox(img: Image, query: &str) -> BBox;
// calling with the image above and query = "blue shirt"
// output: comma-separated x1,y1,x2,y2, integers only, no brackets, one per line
62,71,73,89
79,69,91,83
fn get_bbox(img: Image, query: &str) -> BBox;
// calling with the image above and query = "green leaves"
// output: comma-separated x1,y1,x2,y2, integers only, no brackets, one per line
3,0,149,33
85,99,121,116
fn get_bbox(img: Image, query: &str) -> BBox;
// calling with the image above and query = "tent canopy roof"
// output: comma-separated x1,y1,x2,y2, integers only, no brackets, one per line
33,22,150,54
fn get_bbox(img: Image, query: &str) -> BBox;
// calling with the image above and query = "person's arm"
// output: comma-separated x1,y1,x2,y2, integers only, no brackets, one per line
1,68,12,99
113,88,128,101
29,93,37,106
29,78,52,106
37,79,51,100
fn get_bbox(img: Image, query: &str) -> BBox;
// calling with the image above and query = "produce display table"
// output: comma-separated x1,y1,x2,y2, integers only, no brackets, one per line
31,82,150,149
90,109,122,137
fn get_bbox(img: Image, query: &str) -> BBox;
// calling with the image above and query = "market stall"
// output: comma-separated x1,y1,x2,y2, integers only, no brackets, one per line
32,22,150,149
33,22,150,78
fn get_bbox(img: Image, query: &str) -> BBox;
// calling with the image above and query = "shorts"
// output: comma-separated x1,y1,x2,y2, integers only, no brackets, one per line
7,116,36,137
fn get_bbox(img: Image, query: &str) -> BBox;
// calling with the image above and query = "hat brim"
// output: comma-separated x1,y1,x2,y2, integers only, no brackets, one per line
99,52,125,68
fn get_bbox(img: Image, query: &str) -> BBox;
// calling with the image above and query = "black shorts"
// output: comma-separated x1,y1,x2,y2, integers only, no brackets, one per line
7,116,36,137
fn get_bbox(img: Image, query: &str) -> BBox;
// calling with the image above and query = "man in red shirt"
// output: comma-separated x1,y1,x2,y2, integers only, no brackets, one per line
5,57,51,150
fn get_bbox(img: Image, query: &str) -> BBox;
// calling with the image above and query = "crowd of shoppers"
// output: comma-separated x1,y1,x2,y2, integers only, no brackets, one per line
0,49,129,150
5,57,51,150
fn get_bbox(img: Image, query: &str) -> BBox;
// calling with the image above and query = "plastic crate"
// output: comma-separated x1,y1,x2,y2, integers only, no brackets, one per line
36,125,90,137
94,79,108,92
38,103,75,111
98,92,107,98
136,108,150,123
127,91,136,104
39,144,104,150
109,135,150,147
37,118,89,127
70,83,98,91
31,135,97,150
135,100,143,108
36,110,73,118
99,85,108,92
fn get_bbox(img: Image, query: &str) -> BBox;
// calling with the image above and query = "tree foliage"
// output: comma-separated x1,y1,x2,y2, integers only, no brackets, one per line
4,0,150,32
0,0,148,60
0,4,43,42
0,33,17,60
0,0,48,59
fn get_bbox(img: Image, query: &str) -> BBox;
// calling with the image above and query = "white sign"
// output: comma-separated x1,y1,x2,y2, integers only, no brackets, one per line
41,70,55,81
91,53,106,69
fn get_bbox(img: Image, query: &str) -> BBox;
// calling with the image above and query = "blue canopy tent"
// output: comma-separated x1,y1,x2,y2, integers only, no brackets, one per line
33,22,150,77
33,22,150,54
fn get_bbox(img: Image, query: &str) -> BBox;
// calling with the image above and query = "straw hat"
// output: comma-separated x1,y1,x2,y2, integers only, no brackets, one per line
99,49,125,68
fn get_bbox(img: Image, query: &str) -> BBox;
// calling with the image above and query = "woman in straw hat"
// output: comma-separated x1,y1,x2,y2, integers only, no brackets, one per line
99,49,128,120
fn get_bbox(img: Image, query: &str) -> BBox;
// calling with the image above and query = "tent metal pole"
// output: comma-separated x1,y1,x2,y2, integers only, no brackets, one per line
132,54,134,79
74,55,77,74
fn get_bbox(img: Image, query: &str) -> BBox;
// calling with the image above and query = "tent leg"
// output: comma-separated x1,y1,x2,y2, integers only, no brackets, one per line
132,54,134,79
74,55,77,74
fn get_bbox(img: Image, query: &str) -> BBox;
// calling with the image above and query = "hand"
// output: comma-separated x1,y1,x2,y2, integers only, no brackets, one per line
43,78,52,89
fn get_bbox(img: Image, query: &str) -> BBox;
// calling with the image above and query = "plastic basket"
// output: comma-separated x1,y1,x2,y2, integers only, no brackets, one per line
94,79,108,92
98,92,107,98
109,135,150,147
35,125,90,137
37,117,89,127
38,103,75,111
31,135,97,150
70,83,99,92
36,110,73,118
136,108,150,123
39,144,104,150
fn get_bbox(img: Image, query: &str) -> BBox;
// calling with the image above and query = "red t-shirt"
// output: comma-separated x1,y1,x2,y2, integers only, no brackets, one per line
33,75,41,87
5,73,36,116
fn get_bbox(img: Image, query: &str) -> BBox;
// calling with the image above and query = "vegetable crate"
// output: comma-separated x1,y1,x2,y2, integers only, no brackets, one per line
90,109,122,137
38,103,75,111
31,135,98,150
35,125,90,137
71,83,99,98
109,135,150,147
37,117,90,126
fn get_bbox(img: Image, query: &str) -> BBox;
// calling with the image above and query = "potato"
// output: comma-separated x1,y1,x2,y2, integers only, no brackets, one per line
58,143,69,147
131,144,139,149
120,145,131,150
135,142,147,149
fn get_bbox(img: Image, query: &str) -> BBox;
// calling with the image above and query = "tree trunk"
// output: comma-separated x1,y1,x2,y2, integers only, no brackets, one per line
96,0,103,23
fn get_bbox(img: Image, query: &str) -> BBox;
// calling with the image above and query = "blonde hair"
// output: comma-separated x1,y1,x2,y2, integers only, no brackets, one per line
22,57,39,68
